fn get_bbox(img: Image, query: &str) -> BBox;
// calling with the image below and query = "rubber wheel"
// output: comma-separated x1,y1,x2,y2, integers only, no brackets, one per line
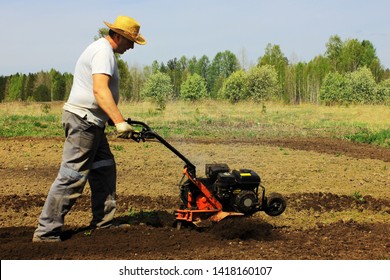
264,192,286,216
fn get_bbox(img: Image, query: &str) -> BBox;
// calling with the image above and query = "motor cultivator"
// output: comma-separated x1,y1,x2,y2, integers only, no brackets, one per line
127,119,286,228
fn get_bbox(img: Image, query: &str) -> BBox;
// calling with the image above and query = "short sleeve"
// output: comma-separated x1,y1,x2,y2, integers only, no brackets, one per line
91,49,115,77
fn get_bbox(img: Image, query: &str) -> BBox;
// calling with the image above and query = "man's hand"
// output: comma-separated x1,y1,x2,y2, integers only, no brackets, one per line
115,122,133,139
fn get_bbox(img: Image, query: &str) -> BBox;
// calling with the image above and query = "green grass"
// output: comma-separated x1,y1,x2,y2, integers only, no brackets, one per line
0,114,62,137
0,101,389,147
345,128,390,147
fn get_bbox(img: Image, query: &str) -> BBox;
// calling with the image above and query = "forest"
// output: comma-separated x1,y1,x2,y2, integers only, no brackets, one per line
1,34,389,107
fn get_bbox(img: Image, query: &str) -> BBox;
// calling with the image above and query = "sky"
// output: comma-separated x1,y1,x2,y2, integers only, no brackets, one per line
1,0,389,76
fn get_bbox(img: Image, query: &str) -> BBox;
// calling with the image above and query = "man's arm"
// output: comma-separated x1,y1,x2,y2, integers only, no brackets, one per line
93,73,133,138
93,73,125,124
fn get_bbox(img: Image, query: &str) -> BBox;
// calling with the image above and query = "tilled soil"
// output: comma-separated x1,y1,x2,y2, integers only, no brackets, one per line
0,136,389,260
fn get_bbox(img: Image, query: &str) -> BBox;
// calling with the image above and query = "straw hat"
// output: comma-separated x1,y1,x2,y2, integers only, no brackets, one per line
104,15,146,45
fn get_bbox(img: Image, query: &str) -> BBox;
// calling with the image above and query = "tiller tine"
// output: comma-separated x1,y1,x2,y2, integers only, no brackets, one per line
175,209,244,228
209,211,244,223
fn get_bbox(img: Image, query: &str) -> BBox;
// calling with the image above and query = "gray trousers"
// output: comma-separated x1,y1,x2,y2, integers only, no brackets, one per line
34,111,116,238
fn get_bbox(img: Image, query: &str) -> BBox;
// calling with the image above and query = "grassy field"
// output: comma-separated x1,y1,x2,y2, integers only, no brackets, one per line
0,101,389,147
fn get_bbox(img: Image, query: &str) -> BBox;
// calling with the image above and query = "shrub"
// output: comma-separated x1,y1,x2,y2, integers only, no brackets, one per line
346,66,376,104
220,70,248,103
247,65,279,102
141,72,173,110
320,72,350,105
180,73,208,101
375,78,390,105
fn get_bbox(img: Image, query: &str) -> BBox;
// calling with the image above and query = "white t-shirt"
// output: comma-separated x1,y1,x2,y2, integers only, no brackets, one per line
64,38,119,127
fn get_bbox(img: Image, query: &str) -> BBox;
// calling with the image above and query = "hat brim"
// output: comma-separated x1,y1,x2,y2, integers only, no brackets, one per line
104,21,146,45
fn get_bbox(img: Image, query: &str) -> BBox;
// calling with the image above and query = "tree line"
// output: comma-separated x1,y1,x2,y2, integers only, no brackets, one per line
1,34,389,107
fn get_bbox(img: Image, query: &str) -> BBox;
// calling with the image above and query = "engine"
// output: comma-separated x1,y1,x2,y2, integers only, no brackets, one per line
180,164,262,215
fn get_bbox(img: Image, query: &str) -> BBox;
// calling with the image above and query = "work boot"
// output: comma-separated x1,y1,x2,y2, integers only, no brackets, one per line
32,234,61,243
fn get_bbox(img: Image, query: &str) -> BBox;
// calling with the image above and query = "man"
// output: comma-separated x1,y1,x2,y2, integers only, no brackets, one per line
33,15,146,242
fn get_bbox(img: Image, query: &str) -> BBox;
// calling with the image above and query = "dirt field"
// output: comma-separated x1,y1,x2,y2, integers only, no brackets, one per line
0,136,389,260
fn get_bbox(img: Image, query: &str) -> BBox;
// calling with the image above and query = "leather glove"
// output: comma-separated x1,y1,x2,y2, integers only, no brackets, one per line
115,122,133,139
